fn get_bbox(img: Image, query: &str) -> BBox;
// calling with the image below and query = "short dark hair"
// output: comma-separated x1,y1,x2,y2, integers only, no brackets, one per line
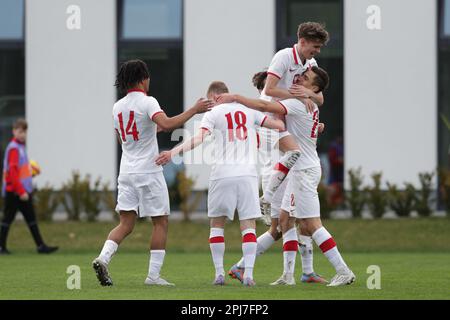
310,66,330,93
115,59,150,92
252,71,268,91
207,81,229,97
297,22,329,45
13,118,28,130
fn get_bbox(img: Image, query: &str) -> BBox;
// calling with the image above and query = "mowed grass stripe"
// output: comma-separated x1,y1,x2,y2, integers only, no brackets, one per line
3,218,450,253
0,252,449,299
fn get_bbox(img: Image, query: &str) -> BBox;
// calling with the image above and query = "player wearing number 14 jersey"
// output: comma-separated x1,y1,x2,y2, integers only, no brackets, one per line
92,60,213,287
155,81,285,287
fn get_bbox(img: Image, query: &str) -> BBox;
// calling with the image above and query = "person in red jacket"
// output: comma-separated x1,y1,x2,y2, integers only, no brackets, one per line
0,118,58,254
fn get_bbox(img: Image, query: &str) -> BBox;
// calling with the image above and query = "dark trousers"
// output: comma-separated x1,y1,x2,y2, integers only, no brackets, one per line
0,192,44,249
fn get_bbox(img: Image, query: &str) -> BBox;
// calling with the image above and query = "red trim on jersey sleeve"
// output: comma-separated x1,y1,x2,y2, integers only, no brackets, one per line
260,115,268,127
277,101,288,115
151,111,165,121
292,46,299,65
267,71,281,79
200,127,211,133
127,89,147,95
6,148,26,196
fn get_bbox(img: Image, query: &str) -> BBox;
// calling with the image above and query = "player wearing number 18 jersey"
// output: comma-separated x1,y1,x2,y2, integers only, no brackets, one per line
156,81,285,287
218,67,355,287
92,60,213,287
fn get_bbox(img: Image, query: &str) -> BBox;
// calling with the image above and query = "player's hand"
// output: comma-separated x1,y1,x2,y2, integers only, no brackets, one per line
19,193,29,201
289,84,313,99
155,151,172,166
193,98,215,114
318,122,325,134
215,94,236,105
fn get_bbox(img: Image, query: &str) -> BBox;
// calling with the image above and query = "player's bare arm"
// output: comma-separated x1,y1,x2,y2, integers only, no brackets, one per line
217,93,285,115
152,98,214,132
155,128,211,166
265,74,317,113
264,74,295,100
261,117,285,132
114,129,122,145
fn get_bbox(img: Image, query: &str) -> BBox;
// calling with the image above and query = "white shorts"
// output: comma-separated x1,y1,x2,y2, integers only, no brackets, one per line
270,175,289,218
281,167,321,219
116,172,170,218
208,176,261,221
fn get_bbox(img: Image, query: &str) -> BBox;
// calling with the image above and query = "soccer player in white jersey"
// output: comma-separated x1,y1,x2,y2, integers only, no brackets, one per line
228,71,325,284
256,22,330,284
155,81,285,287
218,66,355,287
92,60,214,287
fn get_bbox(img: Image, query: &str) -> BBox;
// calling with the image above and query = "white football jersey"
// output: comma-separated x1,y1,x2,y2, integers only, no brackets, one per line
261,44,318,100
278,98,321,170
112,90,165,174
200,102,267,180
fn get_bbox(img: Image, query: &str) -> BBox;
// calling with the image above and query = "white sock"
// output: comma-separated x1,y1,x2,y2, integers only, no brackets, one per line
209,228,225,277
263,150,300,202
98,240,118,265
312,227,349,274
242,228,257,280
282,228,298,275
236,231,276,268
148,249,166,279
299,234,314,275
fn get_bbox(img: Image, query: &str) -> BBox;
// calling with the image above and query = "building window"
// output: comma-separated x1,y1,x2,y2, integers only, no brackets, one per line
443,0,450,37
439,0,450,174
0,0,25,176
121,0,182,40
117,0,184,185
277,0,344,186
0,0,24,40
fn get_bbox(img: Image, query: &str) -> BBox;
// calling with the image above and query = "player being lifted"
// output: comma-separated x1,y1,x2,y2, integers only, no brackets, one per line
155,81,285,286
218,66,355,287
228,70,325,284
262,22,329,283
92,60,213,286
230,22,330,284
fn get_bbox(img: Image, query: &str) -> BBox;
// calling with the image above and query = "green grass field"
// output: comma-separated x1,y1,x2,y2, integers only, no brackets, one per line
0,218,450,300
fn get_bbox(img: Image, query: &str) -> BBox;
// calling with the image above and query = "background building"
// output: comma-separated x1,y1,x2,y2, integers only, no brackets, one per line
0,0,447,195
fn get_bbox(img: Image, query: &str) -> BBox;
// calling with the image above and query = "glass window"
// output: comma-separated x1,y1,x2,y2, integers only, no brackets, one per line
444,0,450,36
438,50,450,169
439,0,450,210
0,49,25,176
0,0,24,40
122,0,182,39
281,0,342,57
